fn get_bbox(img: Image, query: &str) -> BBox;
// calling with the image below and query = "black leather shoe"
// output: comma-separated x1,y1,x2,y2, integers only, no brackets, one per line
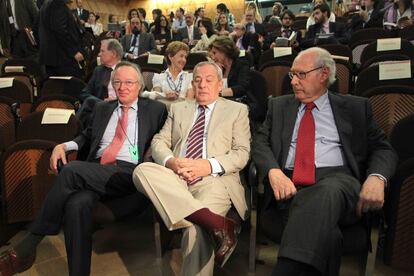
212,217,238,267
0,248,35,276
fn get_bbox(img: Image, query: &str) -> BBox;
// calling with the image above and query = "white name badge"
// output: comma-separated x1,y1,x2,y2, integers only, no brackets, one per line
96,56,101,66
377,38,401,52
273,47,292,58
4,66,25,73
148,54,164,64
379,60,411,80
49,76,73,80
239,50,246,57
41,108,75,124
0,78,14,89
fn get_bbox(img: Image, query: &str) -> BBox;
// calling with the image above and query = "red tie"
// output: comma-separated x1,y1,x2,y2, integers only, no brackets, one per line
100,106,129,165
292,102,316,186
185,105,206,185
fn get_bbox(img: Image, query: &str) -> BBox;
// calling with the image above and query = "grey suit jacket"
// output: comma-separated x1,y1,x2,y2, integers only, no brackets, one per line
121,32,157,56
0,0,38,49
177,25,201,41
151,98,251,219
252,92,398,209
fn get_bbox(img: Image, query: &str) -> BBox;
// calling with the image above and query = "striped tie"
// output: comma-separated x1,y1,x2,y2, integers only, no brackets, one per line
185,105,206,185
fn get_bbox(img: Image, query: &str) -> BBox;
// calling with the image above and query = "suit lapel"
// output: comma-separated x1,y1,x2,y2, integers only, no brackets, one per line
137,98,149,161
179,100,197,152
281,96,300,167
206,98,225,155
90,101,117,156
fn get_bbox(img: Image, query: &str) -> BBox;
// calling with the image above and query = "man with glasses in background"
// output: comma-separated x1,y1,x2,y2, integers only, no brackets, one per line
252,47,397,276
0,62,167,276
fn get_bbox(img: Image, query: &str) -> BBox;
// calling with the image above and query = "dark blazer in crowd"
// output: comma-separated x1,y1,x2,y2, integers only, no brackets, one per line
233,32,262,64
262,28,302,51
120,32,157,57
39,0,84,78
227,58,251,100
78,65,112,102
349,8,384,31
176,25,201,41
301,22,347,49
71,7,89,22
245,22,266,37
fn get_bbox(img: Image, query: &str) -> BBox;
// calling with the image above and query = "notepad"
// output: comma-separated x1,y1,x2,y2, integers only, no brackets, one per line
41,108,75,124
377,38,401,52
0,78,14,88
379,60,411,80
148,54,165,64
273,47,292,58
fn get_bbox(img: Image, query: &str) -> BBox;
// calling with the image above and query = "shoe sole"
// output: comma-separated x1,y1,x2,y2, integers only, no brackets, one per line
218,239,238,268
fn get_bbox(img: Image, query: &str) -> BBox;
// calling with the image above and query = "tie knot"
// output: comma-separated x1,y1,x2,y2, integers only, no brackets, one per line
121,106,129,112
198,105,206,112
305,102,316,111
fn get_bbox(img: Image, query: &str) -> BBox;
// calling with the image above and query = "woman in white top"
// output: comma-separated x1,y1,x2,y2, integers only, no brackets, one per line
85,12,103,36
306,0,336,30
190,18,218,53
152,41,194,101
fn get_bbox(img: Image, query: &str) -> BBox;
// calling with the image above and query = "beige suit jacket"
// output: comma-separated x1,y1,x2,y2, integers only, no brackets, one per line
151,97,251,219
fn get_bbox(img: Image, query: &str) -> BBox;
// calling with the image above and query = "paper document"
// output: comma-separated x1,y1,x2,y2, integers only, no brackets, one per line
0,78,14,88
148,54,165,65
273,47,292,58
4,66,25,73
49,76,73,80
379,60,411,80
41,108,75,124
377,38,401,52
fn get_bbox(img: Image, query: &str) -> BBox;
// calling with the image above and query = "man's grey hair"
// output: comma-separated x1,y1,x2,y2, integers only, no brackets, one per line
111,61,145,93
297,47,336,86
193,61,223,81
103,39,123,60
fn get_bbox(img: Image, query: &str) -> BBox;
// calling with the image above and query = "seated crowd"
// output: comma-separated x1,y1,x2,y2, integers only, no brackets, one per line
0,0,410,275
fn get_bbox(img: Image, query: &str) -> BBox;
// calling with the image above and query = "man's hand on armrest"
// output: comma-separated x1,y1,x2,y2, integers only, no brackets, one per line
50,144,67,173
268,168,297,201
356,175,385,217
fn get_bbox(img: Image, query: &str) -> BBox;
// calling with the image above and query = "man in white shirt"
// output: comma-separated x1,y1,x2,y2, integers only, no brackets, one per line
177,12,201,45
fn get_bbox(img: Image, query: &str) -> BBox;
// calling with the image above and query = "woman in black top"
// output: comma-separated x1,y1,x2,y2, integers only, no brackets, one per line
152,15,172,45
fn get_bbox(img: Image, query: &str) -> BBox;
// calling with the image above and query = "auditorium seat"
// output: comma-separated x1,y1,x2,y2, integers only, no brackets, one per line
41,76,86,100
184,52,208,72
260,60,292,97
0,78,32,118
32,94,78,112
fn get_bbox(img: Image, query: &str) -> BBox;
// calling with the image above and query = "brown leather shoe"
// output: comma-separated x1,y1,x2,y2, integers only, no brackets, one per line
212,217,238,268
0,248,36,276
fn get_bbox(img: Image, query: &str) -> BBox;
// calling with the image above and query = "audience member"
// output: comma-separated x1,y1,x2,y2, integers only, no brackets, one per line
302,4,347,48
121,17,157,61
125,8,139,35
252,47,397,276
0,61,167,276
306,0,336,30
215,13,233,36
230,23,261,62
85,12,103,36
194,7,206,25
383,0,414,29
208,36,250,101
190,18,217,53
245,2,263,23
215,3,235,27
133,61,250,274
177,13,201,46
264,2,283,24
349,0,384,31
108,14,118,24
72,0,89,25
244,9,266,37
39,0,84,78
137,8,149,32
76,38,122,127
150,8,162,31
152,15,172,45
172,8,186,34
0,0,39,58
149,41,194,102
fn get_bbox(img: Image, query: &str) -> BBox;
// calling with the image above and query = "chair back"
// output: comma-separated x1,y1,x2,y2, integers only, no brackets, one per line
260,60,292,97
390,114,414,164
318,44,352,61
247,70,268,123
259,49,297,70
364,85,414,136
0,96,16,153
32,95,77,112
184,52,208,72
0,140,56,223
41,77,86,100
334,59,354,94
133,55,167,73
16,111,82,143
0,78,32,117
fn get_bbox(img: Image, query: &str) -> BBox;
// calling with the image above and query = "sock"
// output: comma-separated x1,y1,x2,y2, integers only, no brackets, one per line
271,257,309,276
185,208,225,232
14,232,44,258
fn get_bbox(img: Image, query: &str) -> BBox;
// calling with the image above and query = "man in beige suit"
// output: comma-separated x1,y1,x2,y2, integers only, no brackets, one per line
133,61,250,275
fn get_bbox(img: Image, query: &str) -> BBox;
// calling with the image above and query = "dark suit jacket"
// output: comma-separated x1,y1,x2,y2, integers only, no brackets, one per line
71,7,89,22
302,22,347,48
0,0,39,49
176,25,201,41
78,65,112,102
39,0,82,67
246,22,266,37
74,98,167,163
121,32,157,56
227,58,250,99
252,92,398,210
350,8,384,31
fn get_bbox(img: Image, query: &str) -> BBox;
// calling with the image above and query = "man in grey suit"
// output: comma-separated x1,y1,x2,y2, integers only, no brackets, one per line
0,0,38,58
121,17,157,61
134,61,250,275
177,12,201,46
252,47,398,276
0,62,167,276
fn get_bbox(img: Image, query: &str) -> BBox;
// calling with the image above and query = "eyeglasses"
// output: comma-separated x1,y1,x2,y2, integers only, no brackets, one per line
112,80,139,88
288,66,323,80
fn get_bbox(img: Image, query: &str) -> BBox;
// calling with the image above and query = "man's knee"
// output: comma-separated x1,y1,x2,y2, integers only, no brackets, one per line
65,191,98,217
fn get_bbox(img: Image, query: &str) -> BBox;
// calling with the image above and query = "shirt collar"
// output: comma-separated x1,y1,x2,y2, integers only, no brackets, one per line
165,67,186,79
117,98,138,110
299,90,328,111
197,100,216,111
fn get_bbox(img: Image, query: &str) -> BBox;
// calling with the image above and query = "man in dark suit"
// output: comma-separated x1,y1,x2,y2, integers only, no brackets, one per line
252,47,398,276
0,61,167,276
71,0,89,25
245,9,266,37
301,3,347,49
0,0,39,58
349,0,384,31
76,38,122,127
39,0,84,78
176,12,201,46
121,17,157,61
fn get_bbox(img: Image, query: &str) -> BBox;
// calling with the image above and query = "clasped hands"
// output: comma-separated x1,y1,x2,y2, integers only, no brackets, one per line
268,169,385,217
166,157,211,183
